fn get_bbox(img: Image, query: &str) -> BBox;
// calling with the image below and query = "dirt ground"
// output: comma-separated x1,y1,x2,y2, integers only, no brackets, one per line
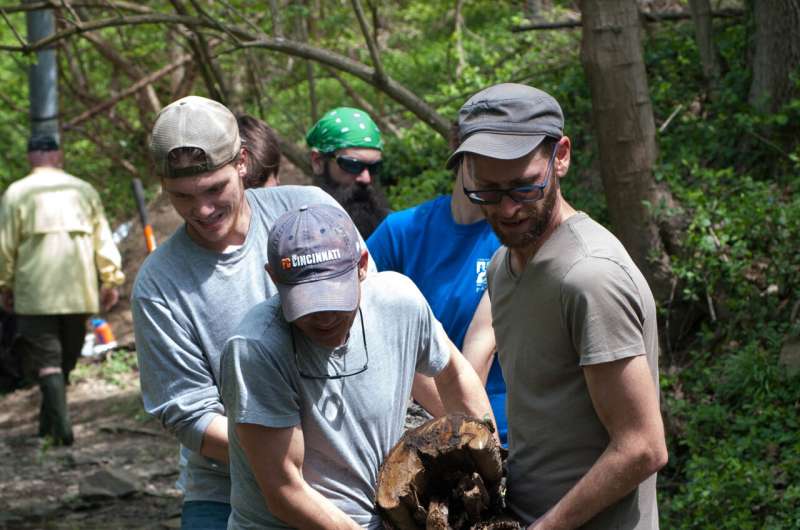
0,365,182,530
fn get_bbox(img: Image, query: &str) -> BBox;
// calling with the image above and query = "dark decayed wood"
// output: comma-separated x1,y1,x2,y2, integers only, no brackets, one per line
376,414,523,530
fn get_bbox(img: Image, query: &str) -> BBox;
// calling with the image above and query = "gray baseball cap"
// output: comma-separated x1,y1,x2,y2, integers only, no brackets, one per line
268,204,362,322
447,83,563,167
150,96,242,178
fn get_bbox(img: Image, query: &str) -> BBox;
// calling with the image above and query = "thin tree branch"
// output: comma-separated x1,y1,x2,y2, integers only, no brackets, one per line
0,8,26,47
453,0,466,78
325,67,401,136
351,0,386,83
0,0,151,14
71,124,139,176
79,31,161,112
64,53,192,129
169,0,227,103
7,12,450,138
511,8,745,32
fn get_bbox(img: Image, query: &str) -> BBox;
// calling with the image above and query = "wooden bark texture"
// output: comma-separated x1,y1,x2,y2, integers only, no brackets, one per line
579,0,674,301
376,414,522,530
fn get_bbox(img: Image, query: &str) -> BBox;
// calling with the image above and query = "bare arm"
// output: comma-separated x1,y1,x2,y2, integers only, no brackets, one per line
411,373,446,417
461,290,495,384
237,423,362,530
529,355,668,530
199,414,229,464
433,341,498,440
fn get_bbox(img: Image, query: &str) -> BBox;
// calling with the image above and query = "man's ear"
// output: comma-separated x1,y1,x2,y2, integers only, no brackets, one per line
310,149,325,175
554,136,571,179
265,263,277,283
236,147,248,178
357,250,369,281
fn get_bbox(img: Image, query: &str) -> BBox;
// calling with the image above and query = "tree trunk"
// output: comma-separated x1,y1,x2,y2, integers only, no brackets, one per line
525,0,544,20
688,0,723,87
578,0,675,302
453,0,467,77
376,414,521,530
749,0,800,113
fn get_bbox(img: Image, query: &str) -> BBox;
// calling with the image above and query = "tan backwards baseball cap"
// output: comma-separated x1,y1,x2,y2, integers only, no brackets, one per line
150,96,241,178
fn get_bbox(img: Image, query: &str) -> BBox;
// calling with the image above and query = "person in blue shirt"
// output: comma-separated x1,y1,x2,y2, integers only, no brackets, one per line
367,126,507,444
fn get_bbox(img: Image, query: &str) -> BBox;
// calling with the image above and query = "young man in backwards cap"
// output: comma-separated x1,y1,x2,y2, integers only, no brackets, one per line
220,203,495,529
132,96,366,529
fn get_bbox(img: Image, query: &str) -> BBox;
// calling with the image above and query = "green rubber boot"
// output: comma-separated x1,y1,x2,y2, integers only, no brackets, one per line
38,373,73,446
37,397,50,438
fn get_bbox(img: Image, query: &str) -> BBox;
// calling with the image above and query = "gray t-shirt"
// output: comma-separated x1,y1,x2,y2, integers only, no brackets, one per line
487,213,660,530
131,185,346,504
220,271,451,529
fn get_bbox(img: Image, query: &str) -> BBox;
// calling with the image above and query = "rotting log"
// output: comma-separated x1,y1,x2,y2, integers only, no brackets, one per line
376,414,523,530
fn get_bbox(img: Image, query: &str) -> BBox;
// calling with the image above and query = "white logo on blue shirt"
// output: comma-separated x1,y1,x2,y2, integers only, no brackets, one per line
476,259,489,292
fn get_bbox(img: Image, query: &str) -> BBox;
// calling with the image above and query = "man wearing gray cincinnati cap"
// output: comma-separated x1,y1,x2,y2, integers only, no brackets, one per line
219,204,495,530
132,96,371,530
450,83,667,530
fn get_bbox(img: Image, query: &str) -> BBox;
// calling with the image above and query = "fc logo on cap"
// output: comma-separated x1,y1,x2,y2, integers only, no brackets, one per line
281,257,292,270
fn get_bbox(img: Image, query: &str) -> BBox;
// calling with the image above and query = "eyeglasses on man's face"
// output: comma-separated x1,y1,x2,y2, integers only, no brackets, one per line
292,307,368,380
463,142,559,205
331,155,383,178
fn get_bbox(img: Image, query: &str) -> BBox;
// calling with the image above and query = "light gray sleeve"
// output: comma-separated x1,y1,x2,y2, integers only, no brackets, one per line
561,257,647,366
132,295,223,452
402,276,450,377
221,336,302,429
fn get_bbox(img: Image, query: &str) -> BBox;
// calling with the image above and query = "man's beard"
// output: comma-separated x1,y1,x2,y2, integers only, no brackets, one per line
487,180,558,250
315,167,391,239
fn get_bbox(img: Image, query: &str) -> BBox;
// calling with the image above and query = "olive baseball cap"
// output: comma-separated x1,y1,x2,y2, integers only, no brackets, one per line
268,204,363,322
150,96,241,178
447,83,563,167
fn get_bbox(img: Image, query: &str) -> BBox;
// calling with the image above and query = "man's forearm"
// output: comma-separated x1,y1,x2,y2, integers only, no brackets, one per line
461,290,496,384
411,373,446,417
265,478,362,530
435,348,497,435
199,414,229,464
529,440,665,529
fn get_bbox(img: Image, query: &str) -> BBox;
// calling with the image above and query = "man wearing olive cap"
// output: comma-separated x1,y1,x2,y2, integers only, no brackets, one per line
220,203,495,529
450,83,668,529
306,107,390,238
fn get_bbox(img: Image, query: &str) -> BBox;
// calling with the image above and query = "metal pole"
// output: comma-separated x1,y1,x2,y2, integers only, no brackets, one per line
26,3,59,145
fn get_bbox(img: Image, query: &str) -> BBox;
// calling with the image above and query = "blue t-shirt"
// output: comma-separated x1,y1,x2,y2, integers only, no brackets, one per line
367,195,507,443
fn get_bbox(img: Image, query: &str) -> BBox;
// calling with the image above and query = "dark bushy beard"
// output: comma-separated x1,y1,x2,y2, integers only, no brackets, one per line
315,167,391,239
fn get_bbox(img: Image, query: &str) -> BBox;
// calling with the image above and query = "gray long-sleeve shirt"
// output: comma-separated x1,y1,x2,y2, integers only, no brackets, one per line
131,185,345,503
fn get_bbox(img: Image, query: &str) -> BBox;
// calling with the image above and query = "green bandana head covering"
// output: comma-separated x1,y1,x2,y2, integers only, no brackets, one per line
306,107,383,153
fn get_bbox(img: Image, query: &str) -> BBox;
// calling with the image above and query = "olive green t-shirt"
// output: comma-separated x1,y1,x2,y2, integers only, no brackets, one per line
487,212,660,529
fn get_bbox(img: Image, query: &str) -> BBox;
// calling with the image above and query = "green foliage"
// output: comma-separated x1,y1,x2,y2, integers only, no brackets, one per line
661,338,800,528
642,17,800,529
382,122,452,210
71,349,139,388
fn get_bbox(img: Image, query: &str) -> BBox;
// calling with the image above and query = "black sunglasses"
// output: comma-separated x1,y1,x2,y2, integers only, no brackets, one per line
332,155,383,177
463,142,559,205
291,308,368,380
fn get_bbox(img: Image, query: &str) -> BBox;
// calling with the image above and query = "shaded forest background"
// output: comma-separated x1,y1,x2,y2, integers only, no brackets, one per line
1,0,799,527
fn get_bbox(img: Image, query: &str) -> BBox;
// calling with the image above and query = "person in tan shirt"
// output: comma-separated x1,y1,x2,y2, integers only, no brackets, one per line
0,135,124,446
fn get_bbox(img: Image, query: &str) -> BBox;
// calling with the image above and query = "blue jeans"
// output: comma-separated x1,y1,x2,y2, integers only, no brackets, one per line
181,500,231,530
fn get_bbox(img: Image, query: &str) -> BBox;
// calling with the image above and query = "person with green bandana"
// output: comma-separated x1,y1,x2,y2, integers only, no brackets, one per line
306,107,391,239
